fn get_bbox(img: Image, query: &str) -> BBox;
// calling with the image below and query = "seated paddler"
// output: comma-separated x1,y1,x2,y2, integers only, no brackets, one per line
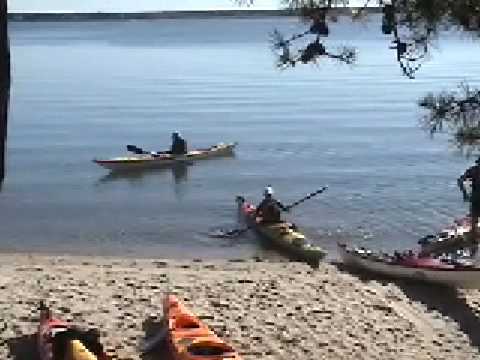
255,185,289,224
170,131,188,155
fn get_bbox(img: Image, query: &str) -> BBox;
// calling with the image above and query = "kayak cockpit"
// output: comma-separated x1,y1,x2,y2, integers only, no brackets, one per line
187,340,236,357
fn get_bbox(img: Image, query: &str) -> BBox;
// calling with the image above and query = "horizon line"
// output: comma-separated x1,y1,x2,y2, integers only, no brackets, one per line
8,6,379,15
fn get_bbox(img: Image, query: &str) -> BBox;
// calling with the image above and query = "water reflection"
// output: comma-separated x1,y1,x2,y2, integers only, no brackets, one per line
171,163,189,200
97,162,190,187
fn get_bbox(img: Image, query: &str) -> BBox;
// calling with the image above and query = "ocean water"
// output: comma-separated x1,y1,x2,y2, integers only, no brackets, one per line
2,15,480,259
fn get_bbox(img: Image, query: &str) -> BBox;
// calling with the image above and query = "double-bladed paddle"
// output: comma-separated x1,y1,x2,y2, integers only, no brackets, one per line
284,186,328,211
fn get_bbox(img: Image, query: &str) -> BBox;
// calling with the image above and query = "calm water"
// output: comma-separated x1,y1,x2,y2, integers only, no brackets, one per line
2,16,480,259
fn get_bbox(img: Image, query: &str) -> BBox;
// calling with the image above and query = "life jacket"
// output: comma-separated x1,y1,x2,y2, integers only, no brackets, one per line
171,137,187,155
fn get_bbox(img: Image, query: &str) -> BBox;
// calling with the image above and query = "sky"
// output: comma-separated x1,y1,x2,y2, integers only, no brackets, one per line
8,0,280,13
8,0,368,13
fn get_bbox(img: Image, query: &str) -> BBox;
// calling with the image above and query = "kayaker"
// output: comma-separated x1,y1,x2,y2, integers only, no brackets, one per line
256,185,289,223
170,132,187,155
458,157,480,256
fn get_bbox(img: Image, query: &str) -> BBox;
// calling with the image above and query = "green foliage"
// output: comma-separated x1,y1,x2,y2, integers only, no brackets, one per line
419,83,480,151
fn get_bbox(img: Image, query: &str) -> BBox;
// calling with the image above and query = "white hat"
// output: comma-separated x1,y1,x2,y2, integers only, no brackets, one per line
264,186,274,196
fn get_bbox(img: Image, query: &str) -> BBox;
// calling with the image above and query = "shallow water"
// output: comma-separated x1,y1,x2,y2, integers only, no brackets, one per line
1,16,480,259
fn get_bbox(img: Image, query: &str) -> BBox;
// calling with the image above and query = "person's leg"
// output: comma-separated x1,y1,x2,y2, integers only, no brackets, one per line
470,204,479,257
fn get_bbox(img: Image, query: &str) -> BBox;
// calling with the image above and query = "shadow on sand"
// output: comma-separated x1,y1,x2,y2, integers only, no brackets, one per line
334,261,480,349
7,333,39,360
140,316,171,360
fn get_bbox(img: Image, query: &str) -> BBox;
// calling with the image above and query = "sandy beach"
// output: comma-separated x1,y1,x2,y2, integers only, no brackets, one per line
1,254,480,360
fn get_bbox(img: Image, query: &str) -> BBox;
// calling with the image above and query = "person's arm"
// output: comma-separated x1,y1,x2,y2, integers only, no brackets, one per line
275,199,289,212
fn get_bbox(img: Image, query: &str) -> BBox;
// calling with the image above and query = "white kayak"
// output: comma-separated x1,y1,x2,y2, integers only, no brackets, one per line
93,142,237,172
418,216,479,255
338,242,480,289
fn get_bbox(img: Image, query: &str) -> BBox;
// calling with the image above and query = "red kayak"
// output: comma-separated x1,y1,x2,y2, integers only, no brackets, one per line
391,254,454,269
38,302,109,360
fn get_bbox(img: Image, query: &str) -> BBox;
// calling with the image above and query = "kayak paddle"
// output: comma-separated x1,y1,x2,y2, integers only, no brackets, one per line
284,186,328,211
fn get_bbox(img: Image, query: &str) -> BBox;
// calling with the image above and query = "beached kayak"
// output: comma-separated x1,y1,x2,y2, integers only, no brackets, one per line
236,196,326,266
418,216,478,256
338,243,480,288
93,142,237,172
38,302,109,360
163,295,242,360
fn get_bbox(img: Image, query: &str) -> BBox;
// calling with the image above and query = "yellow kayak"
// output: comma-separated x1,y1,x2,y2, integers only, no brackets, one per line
94,142,237,172
237,196,326,266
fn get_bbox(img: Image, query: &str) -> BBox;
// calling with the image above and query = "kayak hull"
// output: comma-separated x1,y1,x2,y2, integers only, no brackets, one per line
163,295,242,360
93,142,237,172
237,197,326,266
338,243,480,288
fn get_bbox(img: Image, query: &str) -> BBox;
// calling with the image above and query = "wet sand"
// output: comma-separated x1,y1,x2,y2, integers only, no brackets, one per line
1,254,479,359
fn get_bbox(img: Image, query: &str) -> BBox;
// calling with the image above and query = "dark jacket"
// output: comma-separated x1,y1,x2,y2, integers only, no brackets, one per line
256,197,288,223
459,165,480,201
171,137,187,155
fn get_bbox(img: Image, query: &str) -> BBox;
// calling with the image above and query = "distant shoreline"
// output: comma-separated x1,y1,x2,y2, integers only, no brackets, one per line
8,8,382,22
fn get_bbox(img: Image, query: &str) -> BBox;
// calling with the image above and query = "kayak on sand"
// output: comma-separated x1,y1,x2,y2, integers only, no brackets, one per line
38,302,109,360
236,195,326,267
162,294,242,360
93,142,237,172
418,216,480,256
337,242,480,288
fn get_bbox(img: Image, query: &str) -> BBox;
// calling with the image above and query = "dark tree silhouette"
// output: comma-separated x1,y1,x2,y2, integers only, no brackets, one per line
265,0,475,77
270,1,357,68
239,0,480,151
419,83,480,154
0,0,9,188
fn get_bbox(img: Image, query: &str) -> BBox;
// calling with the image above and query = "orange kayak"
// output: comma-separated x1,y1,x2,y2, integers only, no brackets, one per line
37,302,110,360
163,295,242,360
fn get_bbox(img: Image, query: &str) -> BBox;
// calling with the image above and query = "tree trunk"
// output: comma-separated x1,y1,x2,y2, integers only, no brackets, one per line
0,0,10,188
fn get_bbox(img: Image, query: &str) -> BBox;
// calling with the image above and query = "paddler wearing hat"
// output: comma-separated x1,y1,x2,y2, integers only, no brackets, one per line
255,185,290,224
